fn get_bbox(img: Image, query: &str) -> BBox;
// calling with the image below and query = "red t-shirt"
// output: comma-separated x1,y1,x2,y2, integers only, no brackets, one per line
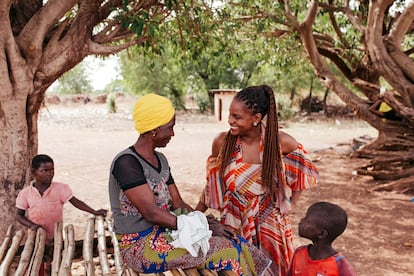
287,245,356,276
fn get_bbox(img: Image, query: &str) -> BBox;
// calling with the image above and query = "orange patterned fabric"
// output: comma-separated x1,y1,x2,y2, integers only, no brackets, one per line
201,138,319,276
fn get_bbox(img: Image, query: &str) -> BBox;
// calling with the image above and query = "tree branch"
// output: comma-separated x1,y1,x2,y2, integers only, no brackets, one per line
325,2,350,49
366,1,414,107
10,0,42,35
296,0,379,127
385,1,414,83
282,0,300,30
317,47,352,80
87,37,149,55
17,0,77,68
344,0,365,33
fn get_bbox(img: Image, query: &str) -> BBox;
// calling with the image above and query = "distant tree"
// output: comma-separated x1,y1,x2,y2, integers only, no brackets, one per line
119,45,189,109
104,79,126,94
54,62,93,94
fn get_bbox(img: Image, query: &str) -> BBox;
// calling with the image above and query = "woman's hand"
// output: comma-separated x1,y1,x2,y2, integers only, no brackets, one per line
94,209,108,217
30,224,41,232
207,215,237,240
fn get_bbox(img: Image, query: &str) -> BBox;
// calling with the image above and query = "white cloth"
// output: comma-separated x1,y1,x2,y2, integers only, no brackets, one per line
170,211,212,257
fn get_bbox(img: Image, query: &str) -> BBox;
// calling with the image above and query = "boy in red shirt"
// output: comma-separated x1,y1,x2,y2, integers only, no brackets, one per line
287,202,356,276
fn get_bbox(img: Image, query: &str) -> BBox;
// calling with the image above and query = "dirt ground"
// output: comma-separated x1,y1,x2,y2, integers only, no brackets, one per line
37,98,414,275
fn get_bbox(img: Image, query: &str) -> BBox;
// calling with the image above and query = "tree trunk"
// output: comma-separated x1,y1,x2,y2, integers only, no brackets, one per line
1,0,178,238
0,82,39,235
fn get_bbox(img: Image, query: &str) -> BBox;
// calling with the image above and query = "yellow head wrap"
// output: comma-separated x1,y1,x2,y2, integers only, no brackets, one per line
133,93,175,134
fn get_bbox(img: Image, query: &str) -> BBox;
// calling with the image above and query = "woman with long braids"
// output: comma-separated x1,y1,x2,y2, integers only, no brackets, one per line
196,85,319,276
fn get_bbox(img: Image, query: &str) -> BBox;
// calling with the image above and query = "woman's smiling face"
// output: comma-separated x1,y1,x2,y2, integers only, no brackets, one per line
228,98,258,136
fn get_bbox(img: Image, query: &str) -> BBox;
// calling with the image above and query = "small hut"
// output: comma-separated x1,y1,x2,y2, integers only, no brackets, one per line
209,89,238,122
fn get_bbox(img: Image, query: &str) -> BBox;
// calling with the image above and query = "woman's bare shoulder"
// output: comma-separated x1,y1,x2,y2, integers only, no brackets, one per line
279,130,299,154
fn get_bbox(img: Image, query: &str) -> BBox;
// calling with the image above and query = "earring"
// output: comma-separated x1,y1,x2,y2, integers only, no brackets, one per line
152,131,156,137
253,122,258,127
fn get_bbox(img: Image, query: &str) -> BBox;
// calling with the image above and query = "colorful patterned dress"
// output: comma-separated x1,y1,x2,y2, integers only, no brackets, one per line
200,138,319,276
109,147,272,275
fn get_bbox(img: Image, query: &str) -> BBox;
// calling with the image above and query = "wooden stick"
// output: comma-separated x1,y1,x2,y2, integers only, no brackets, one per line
0,225,14,263
28,228,46,276
105,216,124,276
51,221,63,276
58,225,69,275
0,229,25,275
217,271,238,276
96,216,111,276
15,230,36,276
169,268,184,276
183,268,201,276
198,269,218,276
83,215,95,276
58,224,75,276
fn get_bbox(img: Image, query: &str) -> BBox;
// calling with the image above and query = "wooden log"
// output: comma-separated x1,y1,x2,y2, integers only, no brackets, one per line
83,215,96,276
58,224,75,276
28,228,46,276
0,229,25,275
0,225,14,263
15,230,36,276
183,268,201,276
217,271,238,276
105,216,124,276
51,221,63,276
198,269,218,276
169,268,184,276
96,216,111,276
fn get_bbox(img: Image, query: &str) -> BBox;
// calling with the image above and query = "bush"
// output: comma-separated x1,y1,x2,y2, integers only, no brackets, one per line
106,93,117,113
195,93,211,114
276,94,296,121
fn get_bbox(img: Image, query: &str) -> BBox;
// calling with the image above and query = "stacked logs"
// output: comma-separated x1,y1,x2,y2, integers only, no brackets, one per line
0,215,135,275
0,216,236,276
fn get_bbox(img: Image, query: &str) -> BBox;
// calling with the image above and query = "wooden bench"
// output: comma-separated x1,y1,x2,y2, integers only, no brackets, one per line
0,216,237,276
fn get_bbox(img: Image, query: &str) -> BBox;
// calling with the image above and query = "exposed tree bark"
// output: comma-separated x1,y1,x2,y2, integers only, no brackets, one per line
0,229,25,275
15,230,36,275
83,215,96,276
58,224,75,276
0,225,13,263
52,221,64,276
28,228,46,276
96,216,111,276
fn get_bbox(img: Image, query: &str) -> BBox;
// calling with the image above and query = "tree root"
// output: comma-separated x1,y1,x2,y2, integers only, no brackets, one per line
371,177,414,195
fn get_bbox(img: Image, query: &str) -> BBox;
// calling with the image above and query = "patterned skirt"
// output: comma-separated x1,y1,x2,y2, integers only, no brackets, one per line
118,226,272,275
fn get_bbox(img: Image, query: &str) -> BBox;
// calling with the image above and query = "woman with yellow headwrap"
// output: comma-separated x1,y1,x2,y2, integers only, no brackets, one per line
108,94,271,275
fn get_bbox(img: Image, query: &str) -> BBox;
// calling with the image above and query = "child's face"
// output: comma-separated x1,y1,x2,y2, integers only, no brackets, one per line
32,162,54,185
298,208,323,241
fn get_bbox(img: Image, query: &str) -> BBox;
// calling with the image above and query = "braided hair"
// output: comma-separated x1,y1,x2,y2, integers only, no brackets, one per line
219,85,286,196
